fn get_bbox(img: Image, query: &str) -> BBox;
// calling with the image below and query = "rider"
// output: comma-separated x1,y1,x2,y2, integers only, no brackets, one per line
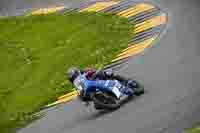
66,67,130,102
81,67,128,81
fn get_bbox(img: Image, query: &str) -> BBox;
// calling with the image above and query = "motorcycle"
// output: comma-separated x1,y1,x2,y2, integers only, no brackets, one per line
75,69,144,110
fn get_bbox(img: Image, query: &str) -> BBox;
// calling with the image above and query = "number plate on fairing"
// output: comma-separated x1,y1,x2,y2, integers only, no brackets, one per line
111,81,122,98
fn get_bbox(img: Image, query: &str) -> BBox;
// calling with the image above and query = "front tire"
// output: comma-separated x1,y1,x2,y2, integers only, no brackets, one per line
132,80,144,96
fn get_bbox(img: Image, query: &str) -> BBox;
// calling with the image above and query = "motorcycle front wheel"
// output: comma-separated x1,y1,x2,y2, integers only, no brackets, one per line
132,80,144,96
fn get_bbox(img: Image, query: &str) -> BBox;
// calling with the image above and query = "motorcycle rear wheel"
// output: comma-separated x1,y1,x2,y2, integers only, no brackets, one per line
92,91,120,110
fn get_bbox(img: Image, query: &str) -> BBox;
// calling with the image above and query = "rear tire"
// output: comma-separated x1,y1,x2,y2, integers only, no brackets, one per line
92,92,120,110
93,102,104,110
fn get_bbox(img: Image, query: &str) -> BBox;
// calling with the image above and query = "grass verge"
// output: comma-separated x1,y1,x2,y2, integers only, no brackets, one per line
0,11,133,132
185,124,200,133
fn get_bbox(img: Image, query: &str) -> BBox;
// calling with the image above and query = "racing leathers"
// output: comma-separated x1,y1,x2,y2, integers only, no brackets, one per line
73,73,123,102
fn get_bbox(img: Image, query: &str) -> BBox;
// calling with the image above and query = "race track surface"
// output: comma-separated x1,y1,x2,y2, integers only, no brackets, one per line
0,0,93,16
2,0,200,133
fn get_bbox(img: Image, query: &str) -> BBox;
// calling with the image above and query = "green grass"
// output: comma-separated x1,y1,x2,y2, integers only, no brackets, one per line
185,124,200,133
0,11,133,132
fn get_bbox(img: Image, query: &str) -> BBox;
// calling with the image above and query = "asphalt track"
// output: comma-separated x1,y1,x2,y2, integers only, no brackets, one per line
1,0,200,133
0,0,94,16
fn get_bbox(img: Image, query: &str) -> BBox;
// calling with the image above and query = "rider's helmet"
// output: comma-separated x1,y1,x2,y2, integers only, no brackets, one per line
83,67,96,79
66,67,81,83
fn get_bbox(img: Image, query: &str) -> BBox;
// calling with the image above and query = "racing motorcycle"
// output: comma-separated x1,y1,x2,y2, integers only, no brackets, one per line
75,69,144,110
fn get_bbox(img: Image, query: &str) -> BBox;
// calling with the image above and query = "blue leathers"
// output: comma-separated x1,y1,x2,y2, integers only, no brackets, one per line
73,74,122,99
